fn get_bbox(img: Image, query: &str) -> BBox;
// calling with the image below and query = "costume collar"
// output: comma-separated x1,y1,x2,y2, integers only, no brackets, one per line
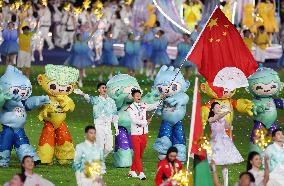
85,140,96,147
273,142,284,150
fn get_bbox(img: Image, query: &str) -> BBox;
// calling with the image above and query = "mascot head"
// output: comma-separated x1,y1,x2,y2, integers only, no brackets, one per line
248,67,282,98
107,74,141,103
37,65,79,96
0,65,32,100
153,66,190,97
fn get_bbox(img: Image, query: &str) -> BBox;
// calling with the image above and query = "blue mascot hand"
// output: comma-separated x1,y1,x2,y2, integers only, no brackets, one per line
38,95,50,105
25,96,50,110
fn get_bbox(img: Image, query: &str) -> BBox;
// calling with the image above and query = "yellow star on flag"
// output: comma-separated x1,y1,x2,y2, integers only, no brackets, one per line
208,18,218,29
224,25,229,28
216,39,221,42
209,38,213,42
222,31,227,36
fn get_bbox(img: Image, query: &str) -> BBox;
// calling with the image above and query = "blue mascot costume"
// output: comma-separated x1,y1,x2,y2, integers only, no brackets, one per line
153,65,189,162
0,65,50,167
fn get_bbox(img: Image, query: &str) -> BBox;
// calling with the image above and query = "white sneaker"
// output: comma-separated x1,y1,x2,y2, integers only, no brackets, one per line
128,171,137,178
138,172,146,180
39,55,43,62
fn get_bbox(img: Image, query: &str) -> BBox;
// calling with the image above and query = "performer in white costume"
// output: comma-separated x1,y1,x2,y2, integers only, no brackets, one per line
73,125,106,186
38,4,54,50
60,9,76,50
265,128,284,186
26,12,44,62
76,83,119,157
52,3,63,47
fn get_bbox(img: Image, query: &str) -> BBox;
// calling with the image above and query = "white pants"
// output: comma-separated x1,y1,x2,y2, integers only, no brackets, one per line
95,119,113,157
17,50,31,68
269,166,284,186
39,27,54,48
60,30,75,48
75,172,103,186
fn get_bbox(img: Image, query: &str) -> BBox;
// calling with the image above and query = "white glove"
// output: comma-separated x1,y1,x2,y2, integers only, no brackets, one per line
74,89,84,95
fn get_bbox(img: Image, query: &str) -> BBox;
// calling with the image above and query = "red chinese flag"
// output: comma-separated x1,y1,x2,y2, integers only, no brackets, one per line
187,8,258,84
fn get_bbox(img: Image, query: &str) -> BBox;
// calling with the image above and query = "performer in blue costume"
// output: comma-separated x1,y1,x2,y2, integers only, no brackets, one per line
153,66,189,162
121,33,142,76
150,30,170,79
173,33,195,79
99,31,119,80
0,65,50,167
65,33,95,87
141,26,155,76
0,22,19,65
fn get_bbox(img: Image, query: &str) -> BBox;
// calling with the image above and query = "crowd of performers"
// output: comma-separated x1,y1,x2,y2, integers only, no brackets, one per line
0,0,283,87
0,64,284,186
0,0,284,186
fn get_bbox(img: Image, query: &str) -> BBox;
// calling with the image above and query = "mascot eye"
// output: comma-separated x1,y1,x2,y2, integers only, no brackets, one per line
172,84,177,91
13,88,19,95
158,87,163,93
256,86,263,90
50,84,57,90
66,86,72,92
271,85,277,89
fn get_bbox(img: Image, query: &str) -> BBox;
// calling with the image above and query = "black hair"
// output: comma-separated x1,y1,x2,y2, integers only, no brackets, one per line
22,26,30,32
155,21,160,27
166,146,178,155
14,173,26,183
258,25,265,31
11,14,17,22
128,32,134,39
115,11,121,19
208,102,220,119
239,171,255,183
21,155,34,174
246,151,260,171
85,125,96,133
243,29,251,36
97,82,106,89
32,11,38,18
131,89,141,96
272,128,282,137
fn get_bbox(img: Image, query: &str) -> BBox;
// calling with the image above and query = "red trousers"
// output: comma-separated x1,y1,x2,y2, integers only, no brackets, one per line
131,134,148,174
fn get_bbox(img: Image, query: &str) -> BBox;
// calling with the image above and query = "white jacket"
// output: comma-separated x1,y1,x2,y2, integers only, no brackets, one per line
127,101,160,135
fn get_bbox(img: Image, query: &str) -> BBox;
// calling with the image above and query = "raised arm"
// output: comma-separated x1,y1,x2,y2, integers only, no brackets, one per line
208,111,230,123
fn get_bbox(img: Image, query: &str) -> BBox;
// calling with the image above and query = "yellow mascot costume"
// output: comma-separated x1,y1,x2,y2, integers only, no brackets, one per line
37,65,79,164
201,82,253,138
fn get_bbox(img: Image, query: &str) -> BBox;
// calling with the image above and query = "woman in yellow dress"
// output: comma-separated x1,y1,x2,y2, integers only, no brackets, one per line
256,0,270,33
183,0,202,32
266,0,279,33
242,3,255,32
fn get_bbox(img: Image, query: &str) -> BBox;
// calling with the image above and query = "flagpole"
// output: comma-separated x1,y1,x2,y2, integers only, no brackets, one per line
186,77,199,175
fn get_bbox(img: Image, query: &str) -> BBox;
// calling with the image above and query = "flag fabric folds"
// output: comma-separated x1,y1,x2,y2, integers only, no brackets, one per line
187,7,258,85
